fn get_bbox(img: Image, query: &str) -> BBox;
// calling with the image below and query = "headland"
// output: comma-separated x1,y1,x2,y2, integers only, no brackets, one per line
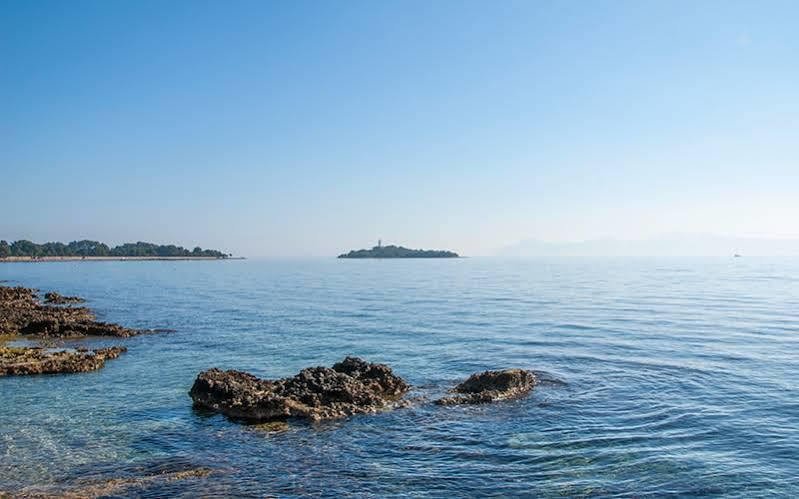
0,239,240,262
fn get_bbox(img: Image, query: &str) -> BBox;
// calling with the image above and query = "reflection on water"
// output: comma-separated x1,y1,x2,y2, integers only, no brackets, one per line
1,257,798,496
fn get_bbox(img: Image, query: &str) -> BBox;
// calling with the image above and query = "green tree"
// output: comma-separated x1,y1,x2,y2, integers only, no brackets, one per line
11,240,36,257
0,239,228,258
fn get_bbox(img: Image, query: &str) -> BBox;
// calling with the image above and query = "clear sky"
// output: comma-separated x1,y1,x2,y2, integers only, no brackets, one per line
2,0,797,256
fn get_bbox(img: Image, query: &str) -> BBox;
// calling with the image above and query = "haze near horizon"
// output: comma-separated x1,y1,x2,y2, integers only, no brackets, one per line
3,1,797,256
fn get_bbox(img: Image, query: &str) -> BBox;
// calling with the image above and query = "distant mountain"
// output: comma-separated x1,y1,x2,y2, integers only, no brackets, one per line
338,245,459,258
498,234,799,257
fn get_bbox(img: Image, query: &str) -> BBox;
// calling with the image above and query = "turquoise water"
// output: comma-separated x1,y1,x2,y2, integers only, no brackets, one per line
1,258,798,496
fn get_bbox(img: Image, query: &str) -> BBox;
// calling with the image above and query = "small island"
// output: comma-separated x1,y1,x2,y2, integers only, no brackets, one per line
0,239,234,261
338,242,459,259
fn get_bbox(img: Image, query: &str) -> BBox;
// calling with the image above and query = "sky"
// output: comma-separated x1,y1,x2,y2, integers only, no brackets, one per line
2,0,797,256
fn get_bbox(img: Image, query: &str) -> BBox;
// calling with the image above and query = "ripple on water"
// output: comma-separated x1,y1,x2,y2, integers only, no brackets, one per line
1,257,799,496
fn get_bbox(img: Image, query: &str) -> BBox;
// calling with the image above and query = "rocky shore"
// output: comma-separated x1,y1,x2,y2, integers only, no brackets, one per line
190,357,411,422
0,345,127,376
191,357,537,423
43,291,85,304
0,285,139,338
3,282,540,410
0,284,146,375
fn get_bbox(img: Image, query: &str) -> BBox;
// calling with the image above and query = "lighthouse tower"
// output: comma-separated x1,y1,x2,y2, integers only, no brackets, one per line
378,239,382,248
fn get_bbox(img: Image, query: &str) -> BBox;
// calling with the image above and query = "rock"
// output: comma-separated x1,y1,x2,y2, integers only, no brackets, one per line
435,368,536,405
43,291,85,304
6,466,211,497
190,356,410,422
0,345,127,376
74,468,211,496
0,285,38,308
0,285,139,338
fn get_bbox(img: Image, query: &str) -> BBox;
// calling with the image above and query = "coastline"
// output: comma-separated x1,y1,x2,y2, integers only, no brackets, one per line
338,244,460,258
337,256,461,259
0,256,245,263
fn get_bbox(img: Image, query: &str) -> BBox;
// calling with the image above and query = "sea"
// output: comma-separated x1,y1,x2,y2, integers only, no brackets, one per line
1,257,798,497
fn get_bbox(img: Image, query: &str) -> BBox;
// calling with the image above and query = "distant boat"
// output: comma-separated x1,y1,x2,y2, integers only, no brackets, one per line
733,254,742,258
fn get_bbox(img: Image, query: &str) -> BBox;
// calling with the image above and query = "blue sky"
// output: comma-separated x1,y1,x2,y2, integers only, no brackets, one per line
2,0,797,256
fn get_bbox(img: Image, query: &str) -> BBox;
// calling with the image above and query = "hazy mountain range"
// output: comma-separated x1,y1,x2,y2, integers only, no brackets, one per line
498,234,799,257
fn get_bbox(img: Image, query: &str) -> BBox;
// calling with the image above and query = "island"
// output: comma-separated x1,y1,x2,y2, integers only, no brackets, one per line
338,243,459,258
0,239,234,261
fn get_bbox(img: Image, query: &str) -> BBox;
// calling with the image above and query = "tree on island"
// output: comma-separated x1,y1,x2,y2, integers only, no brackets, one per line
338,244,459,258
0,240,229,258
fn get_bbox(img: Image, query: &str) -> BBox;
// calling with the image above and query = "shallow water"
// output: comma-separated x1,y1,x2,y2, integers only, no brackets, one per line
1,257,798,496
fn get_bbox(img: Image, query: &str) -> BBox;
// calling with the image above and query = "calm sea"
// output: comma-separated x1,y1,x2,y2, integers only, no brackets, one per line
1,258,798,496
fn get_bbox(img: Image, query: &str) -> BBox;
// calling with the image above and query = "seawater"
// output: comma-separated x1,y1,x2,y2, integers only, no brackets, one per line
1,258,798,496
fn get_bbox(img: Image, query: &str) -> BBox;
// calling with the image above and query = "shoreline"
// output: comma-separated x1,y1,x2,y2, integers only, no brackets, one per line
0,256,245,262
337,256,462,259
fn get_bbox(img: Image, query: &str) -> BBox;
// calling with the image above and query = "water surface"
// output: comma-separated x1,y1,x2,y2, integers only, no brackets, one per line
1,258,798,496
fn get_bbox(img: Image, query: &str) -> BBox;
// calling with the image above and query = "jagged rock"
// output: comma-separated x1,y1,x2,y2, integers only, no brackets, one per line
0,285,139,338
190,356,410,422
0,286,39,314
435,368,536,405
43,291,85,304
0,346,127,376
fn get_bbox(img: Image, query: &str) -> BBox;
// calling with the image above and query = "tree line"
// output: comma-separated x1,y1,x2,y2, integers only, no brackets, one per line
0,240,230,258
338,245,459,258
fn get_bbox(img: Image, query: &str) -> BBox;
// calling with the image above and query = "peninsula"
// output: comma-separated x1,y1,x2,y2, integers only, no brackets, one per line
0,240,234,261
338,243,459,258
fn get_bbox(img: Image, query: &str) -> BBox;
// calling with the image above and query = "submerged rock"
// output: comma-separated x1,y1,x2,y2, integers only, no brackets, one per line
43,291,85,304
7,466,212,497
0,285,139,338
435,368,536,405
190,356,410,422
0,345,127,376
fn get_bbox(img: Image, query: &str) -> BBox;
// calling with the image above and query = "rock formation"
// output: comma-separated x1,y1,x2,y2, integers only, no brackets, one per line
0,284,148,376
435,368,536,405
0,285,139,338
43,291,85,304
0,346,126,376
190,356,410,422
